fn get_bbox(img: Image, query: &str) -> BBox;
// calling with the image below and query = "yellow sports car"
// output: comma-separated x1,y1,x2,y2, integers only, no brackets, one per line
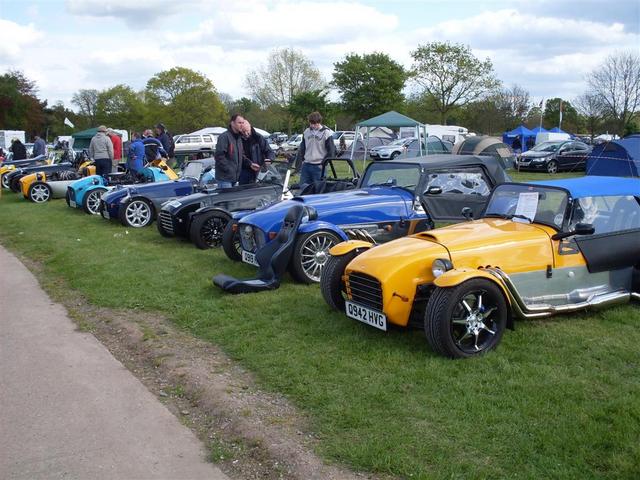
322,176,640,358
19,160,95,203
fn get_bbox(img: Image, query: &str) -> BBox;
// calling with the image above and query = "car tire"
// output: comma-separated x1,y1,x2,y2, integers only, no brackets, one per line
390,151,399,160
10,177,22,193
82,187,107,215
65,189,71,207
190,211,230,249
424,278,507,358
1,174,10,189
120,198,154,228
221,220,242,261
290,230,341,284
546,160,558,174
27,182,52,203
320,251,358,311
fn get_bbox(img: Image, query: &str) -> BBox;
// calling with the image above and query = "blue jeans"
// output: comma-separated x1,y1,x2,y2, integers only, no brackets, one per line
300,162,323,186
216,180,235,188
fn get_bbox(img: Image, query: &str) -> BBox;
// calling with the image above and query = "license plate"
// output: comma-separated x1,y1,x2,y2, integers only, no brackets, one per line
102,209,110,219
345,301,387,331
242,250,259,266
70,200,76,208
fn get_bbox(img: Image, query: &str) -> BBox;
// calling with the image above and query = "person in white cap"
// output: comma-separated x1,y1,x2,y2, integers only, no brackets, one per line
89,125,114,177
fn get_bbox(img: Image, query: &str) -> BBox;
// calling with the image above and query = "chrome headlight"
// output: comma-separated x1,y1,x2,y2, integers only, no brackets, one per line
431,258,453,278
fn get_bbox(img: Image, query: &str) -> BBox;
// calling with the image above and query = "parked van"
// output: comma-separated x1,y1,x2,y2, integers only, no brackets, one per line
535,132,571,145
399,125,468,144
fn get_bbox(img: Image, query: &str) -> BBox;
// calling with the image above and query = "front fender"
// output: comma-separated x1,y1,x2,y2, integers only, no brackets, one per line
193,205,232,218
434,268,510,304
299,221,348,241
329,240,373,257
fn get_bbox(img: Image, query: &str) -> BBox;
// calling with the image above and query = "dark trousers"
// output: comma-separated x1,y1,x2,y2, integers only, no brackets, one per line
95,158,112,177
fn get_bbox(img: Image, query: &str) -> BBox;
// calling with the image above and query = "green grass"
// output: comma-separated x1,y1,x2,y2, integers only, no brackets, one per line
1,172,639,479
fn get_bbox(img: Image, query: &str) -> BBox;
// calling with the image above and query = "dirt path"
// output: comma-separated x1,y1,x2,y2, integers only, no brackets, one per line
9,249,382,480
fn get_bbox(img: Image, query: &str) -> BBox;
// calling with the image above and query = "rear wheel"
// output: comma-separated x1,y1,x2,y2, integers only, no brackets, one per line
27,182,52,203
320,251,359,311
546,160,558,174
120,198,154,228
1,174,9,189
290,230,341,284
82,188,107,215
424,279,507,358
190,211,230,249
222,220,242,261
10,176,22,192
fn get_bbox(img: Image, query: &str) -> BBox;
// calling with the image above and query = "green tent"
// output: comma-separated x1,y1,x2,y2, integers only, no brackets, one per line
353,111,428,163
71,127,99,150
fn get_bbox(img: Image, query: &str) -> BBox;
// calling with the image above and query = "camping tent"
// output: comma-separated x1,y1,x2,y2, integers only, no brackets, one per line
354,111,427,166
502,125,536,152
71,127,128,150
586,134,640,177
452,136,516,169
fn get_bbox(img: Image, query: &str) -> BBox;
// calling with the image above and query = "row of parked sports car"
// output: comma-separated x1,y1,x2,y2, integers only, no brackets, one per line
2,151,639,358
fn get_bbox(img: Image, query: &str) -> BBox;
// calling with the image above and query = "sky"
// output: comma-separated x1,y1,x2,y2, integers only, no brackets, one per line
1,0,639,110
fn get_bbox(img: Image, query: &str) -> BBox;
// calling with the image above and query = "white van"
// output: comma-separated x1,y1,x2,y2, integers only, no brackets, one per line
535,132,571,145
399,125,468,144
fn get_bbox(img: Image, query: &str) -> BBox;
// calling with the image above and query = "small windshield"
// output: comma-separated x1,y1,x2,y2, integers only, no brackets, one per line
531,141,564,153
484,184,569,228
388,138,412,147
182,161,204,179
331,132,343,140
361,162,420,190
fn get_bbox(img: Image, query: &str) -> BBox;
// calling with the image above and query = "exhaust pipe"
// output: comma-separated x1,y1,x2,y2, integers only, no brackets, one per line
485,268,633,320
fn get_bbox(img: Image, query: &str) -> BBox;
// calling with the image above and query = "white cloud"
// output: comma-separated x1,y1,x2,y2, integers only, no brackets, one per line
0,19,43,60
65,0,193,26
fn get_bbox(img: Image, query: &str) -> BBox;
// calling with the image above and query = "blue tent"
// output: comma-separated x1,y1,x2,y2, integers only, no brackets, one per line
530,126,548,135
586,134,640,177
502,125,536,152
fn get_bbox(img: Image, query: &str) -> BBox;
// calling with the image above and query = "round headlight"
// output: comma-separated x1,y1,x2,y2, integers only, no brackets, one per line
243,225,253,236
431,258,453,278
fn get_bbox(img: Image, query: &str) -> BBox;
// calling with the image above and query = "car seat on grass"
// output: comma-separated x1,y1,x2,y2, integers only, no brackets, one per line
212,204,305,294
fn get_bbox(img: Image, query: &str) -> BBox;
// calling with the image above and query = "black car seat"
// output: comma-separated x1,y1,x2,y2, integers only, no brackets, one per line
212,204,305,294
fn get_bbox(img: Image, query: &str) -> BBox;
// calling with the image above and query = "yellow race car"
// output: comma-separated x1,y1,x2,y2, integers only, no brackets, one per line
19,160,95,203
322,176,640,358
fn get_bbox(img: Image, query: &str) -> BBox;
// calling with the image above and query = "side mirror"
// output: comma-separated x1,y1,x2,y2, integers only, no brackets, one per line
461,207,474,221
552,223,594,240
425,185,442,195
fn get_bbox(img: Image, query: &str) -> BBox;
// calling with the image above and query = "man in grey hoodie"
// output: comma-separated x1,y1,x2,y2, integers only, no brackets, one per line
89,125,114,177
295,111,336,186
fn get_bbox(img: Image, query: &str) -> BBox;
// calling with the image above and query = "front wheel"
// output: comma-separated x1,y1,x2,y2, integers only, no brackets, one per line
27,182,52,203
1,174,9,189
10,176,22,193
546,160,558,174
290,230,341,284
190,211,230,249
222,220,242,261
424,279,507,358
120,198,154,228
82,187,107,215
320,251,359,311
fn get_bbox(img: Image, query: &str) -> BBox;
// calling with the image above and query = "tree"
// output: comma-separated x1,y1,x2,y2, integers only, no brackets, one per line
95,85,147,130
332,52,406,120
71,89,99,126
0,70,45,136
574,93,604,139
543,98,578,132
288,89,335,132
245,48,324,107
43,101,79,141
145,67,227,133
410,42,499,123
494,84,531,126
587,51,640,136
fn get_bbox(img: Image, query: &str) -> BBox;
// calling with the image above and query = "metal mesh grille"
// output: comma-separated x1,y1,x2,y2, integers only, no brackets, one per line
347,272,383,311
158,211,175,234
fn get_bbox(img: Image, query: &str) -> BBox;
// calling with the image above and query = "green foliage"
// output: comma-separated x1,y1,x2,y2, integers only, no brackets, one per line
0,70,46,136
95,84,147,131
1,177,639,479
288,89,336,132
543,98,579,132
43,101,79,140
145,67,227,134
411,42,499,123
332,52,406,120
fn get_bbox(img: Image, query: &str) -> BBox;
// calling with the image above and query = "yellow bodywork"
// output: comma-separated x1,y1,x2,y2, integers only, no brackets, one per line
344,218,588,327
329,240,373,256
150,159,178,180
19,161,96,197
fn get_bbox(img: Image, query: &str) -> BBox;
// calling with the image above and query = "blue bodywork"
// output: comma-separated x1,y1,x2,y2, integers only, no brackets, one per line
67,167,170,209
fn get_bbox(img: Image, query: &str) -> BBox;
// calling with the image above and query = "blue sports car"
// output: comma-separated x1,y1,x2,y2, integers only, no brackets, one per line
99,158,216,228
224,155,510,283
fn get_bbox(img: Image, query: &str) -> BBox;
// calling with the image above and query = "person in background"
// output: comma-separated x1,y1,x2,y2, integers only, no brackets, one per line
32,134,47,158
239,120,274,185
512,135,522,153
142,129,166,162
107,129,123,172
155,123,174,161
294,111,336,185
89,125,114,177
526,135,535,151
127,132,146,176
214,113,247,188
10,138,27,160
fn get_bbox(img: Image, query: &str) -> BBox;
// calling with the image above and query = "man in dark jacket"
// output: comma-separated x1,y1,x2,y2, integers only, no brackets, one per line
239,121,275,184
32,134,47,158
214,114,247,188
155,123,173,157
10,139,27,160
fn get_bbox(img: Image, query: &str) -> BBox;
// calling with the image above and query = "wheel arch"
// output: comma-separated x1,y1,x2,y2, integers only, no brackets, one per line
298,221,348,241
328,240,374,257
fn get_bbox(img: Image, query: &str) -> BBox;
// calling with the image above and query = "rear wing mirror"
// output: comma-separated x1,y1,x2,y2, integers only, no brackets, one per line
424,186,442,195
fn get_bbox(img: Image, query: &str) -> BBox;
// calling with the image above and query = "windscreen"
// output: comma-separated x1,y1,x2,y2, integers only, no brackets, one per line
361,162,421,190
484,184,569,228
